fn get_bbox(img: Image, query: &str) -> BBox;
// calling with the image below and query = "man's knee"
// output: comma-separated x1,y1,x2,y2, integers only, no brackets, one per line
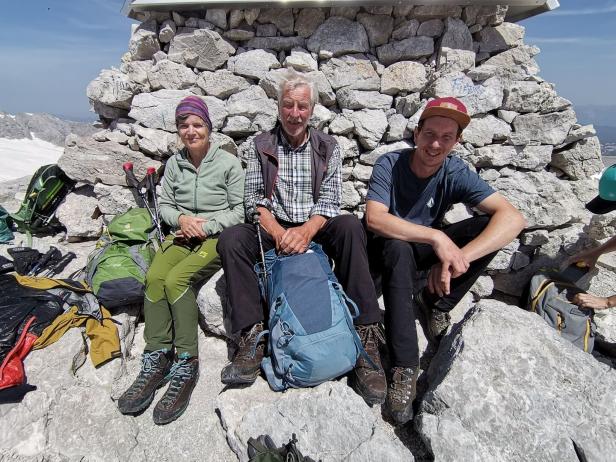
381,239,413,270
327,214,366,241
217,223,254,256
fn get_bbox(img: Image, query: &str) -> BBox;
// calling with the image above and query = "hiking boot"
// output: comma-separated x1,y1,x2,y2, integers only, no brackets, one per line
351,323,387,406
221,322,265,385
152,353,199,425
117,348,173,415
386,366,419,425
416,290,451,342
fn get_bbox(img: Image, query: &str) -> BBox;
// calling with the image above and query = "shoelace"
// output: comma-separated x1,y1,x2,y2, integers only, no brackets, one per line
125,350,166,397
357,324,385,350
159,359,194,406
389,367,415,403
237,323,264,360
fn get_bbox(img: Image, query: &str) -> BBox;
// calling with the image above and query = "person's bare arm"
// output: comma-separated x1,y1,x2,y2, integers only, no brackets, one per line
460,192,527,262
567,235,616,269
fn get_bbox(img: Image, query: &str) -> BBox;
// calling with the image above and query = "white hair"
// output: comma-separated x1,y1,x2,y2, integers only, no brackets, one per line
277,68,319,107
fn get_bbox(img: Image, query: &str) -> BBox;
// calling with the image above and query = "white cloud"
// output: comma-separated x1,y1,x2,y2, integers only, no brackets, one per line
526,36,616,46
550,3,616,16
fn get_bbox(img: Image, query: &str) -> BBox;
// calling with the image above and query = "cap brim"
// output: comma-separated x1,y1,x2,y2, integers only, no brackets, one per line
420,107,471,130
586,195,616,214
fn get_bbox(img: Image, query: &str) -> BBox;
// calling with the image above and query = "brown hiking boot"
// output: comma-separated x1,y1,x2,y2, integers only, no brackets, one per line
386,366,419,425
416,290,451,342
351,323,387,405
117,348,173,415
221,322,265,385
152,353,199,425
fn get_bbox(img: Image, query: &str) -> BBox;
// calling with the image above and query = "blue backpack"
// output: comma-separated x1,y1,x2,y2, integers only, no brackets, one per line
254,242,370,391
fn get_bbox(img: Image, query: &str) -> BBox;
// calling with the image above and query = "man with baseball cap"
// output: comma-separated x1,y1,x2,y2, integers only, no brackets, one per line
365,96,526,424
566,165,616,310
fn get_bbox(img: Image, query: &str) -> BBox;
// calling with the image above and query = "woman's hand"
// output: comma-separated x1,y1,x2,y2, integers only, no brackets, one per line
177,215,207,240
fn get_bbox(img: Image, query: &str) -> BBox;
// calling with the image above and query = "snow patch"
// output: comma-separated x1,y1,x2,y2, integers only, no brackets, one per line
0,137,64,182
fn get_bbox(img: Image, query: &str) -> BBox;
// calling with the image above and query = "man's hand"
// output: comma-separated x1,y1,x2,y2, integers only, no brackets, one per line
572,293,610,310
279,224,313,255
177,215,207,240
565,248,601,270
432,231,470,278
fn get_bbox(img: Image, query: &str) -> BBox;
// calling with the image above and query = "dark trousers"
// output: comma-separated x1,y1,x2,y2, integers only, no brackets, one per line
217,214,382,334
369,216,497,368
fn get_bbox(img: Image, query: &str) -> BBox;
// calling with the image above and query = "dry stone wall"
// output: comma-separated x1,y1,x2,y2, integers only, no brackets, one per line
74,3,605,303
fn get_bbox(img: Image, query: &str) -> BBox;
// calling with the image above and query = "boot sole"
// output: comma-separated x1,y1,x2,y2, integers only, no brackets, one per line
153,374,199,425
220,372,259,386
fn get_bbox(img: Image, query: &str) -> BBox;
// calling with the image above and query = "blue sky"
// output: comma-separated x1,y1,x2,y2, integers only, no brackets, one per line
0,0,614,123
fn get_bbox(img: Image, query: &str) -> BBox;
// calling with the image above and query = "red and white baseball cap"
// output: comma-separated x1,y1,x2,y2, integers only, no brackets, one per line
419,97,471,130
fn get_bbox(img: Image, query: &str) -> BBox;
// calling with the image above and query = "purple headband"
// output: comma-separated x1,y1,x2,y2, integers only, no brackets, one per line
175,96,212,131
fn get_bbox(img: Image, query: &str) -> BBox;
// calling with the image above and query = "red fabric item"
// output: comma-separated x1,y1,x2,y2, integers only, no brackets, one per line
0,316,38,390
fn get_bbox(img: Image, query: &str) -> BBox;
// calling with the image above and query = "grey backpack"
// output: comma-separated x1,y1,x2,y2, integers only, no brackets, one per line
527,270,596,353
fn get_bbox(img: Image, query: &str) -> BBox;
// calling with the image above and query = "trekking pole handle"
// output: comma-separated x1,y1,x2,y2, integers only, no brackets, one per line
123,162,141,189
45,251,76,277
28,246,58,276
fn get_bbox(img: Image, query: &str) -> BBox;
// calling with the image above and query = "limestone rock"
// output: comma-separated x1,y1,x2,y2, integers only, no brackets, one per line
329,114,355,135
121,60,154,89
227,49,281,80
217,380,411,461
417,301,616,462
158,19,177,43
336,88,393,111
351,164,373,182
429,73,503,116
442,202,473,225
196,269,229,337
309,104,334,130
244,8,260,25
320,54,380,91
205,9,227,29
417,19,444,37
295,8,326,37
133,125,179,158
329,7,359,21
471,44,540,81
224,28,255,42
128,20,160,61
413,5,463,21
377,36,434,66
349,109,388,150
359,141,413,166
471,144,552,171
392,19,419,41
58,137,161,186
551,136,604,180
363,5,392,15
463,5,508,26
386,113,411,142
245,36,306,51
503,81,571,114
463,115,511,147
87,69,140,110
488,169,578,229
283,48,318,72
168,29,235,71
306,71,337,106
436,47,475,75
476,23,525,53
342,181,361,209
333,135,360,160
307,17,370,58
356,13,394,47
564,124,596,144
257,8,294,36
56,185,103,239
197,69,251,99
147,59,197,90
228,10,243,29
380,61,427,95
129,89,190,132
440,17,473,51
511,109,577,146
94,183,138,216
487,239,519,271
224,86,277,135
395,93,422,117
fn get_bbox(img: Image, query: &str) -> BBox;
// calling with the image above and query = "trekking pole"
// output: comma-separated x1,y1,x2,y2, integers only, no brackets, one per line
252,211,269,301
28,246,61,276
123,163,164,243
40,251,76,278
146,167,164,244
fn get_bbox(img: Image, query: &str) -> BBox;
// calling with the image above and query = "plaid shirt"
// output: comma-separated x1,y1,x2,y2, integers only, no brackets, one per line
244,130,342,223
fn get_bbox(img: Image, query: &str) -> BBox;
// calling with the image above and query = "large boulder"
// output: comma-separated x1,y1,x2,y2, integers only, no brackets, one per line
349,109,388,149
502,81,571,114
428,73,503,116
197,69,251,99
128,20,160,61
307,17,370,58
550,136,604,180
320,54,380,91
87,69,141,110
56,185,104,239
147,59,198,90
336,89,393,111
376,36,434,66
417,301,616,461
59,136,161,186
380,61,427,95
224,86,277,135
227,49,281,80
168,28,235,71
511,109,577,146
128,89,192,132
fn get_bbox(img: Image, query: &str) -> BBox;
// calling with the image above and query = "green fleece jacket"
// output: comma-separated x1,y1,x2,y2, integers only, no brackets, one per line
159,144,245,236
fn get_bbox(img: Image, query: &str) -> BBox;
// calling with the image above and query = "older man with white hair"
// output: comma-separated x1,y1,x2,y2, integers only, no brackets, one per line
217,70,386,405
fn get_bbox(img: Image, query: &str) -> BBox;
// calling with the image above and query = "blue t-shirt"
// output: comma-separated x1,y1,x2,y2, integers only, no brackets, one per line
366,149,495,227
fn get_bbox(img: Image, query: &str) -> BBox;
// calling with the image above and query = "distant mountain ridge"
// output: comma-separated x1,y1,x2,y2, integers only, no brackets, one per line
0,111,98,147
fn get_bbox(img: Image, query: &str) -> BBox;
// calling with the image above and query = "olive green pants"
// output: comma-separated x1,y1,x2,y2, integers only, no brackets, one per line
144,237,220,357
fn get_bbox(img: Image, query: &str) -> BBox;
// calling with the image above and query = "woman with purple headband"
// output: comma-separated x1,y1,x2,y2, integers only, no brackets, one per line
117,96,245,424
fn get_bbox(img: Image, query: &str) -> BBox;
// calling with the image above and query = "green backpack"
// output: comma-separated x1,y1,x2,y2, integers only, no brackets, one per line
11,164,75,237
0,205,14,243
85,208,157,309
